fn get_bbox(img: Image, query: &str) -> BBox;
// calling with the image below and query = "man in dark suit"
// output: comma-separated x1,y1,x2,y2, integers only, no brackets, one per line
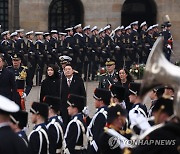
0,95,29,154
61,64,86,127
0,55,17,102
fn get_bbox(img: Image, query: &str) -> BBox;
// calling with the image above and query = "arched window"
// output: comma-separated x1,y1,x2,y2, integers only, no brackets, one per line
0,0,8,31
49,0,84,31
121,0,157,26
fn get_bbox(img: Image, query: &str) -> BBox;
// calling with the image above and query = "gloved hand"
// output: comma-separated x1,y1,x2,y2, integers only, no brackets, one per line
115,45,120,49
82,106,89,117
21,92,27,100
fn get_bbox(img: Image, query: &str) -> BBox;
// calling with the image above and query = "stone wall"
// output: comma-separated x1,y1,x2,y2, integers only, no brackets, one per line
19,0,51,31
18,0,180,41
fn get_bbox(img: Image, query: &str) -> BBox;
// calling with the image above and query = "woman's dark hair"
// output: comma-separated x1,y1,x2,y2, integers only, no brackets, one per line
46,64,59,78
118,68,133,82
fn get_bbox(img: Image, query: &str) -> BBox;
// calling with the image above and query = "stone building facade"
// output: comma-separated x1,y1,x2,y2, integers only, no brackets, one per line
2,0,180,40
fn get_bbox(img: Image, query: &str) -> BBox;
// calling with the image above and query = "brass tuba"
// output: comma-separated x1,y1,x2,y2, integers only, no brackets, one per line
140,36,180,118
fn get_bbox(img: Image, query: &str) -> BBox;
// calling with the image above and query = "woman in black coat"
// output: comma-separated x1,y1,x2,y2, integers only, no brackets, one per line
118,68,134,112
40,64,60,102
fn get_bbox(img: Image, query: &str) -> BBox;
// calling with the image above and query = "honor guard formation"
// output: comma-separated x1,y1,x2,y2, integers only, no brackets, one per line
0,20,179,154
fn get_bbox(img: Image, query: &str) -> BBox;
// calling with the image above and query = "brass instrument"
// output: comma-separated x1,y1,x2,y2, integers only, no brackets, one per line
140,36,180,118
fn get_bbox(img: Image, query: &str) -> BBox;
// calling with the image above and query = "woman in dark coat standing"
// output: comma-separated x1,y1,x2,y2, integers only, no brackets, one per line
40,64,60,102
118,68,134,112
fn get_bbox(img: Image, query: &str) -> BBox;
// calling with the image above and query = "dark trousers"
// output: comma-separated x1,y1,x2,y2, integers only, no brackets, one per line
84,61,91,81
36,58,44,86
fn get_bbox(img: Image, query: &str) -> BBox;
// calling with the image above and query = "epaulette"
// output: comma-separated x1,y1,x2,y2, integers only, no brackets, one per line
125,128,132,134
119,129,132,135
123,147,132,154
21,66,28,69
73,70,79,74
100,73,106,76
7,66,13,68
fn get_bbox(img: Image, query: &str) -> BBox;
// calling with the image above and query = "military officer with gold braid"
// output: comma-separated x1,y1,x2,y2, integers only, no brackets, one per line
7,53,32,110
98,58,119,89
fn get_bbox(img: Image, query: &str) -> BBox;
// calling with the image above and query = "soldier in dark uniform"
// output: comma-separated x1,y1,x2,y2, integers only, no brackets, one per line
98,58,119,89
0,55,17,102
0,30,12,65
130,21,140,63
28,102,49,154
152,24,160,41
0,95,29,154
7,53,33,110
26,31,37,83
99,104,131,154
50,30,59,49
145,26,154,59
73,24,85,77
57,32,67,66
50,30,59,65
64,27,75,65
83,25,91,81
44,32,53,65
124,25,133,69
90,26,100,81
98,28,106,67
44,96,64,154
59,55,72,73
128,82,150,135
87,88,111,153
110,84,126,109
162,22,173,61
10,110,28,146
129,97,180,154
148,86,165,118
15,29,28,66
10,32,18,54
113,26,124,69
34,32,45,86
64,94,86,154
103,25,115,59
139,21,148,63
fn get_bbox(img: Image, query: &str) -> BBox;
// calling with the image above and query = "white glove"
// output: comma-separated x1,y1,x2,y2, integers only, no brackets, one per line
21,93,27,100
52,49,56,52
82,106,89,117
167,44,171,49
115,45,120,49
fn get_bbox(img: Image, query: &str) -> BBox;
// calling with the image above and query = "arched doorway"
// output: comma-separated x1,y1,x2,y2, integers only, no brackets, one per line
49,0,84,31
121,0,157,27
